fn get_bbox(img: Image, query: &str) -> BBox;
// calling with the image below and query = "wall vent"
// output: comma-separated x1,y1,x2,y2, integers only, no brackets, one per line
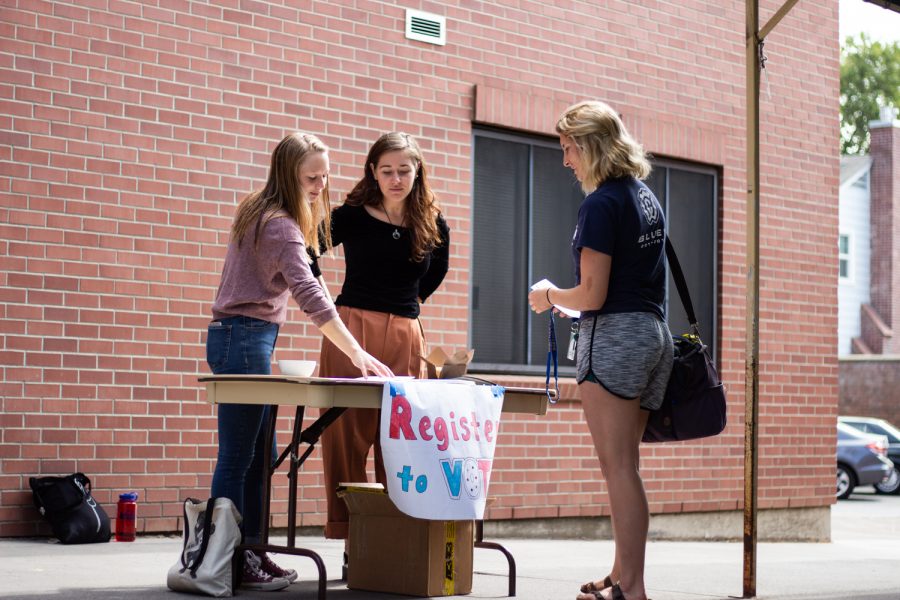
405,9,445,46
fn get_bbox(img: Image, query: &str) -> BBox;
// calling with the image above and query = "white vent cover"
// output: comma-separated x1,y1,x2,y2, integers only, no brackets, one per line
405,9,445,46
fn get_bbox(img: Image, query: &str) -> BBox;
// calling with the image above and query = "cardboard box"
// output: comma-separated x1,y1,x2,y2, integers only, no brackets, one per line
424,347,475,379
338,484,474,597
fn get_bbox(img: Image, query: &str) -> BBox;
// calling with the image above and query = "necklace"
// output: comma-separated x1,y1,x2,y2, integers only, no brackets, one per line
381,202,402,240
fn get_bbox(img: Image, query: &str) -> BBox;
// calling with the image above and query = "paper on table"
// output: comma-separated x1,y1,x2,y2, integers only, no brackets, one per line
334,376,416,382
530,279,580,318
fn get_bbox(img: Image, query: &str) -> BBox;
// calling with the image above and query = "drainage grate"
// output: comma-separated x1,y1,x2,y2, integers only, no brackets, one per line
405,8,445,46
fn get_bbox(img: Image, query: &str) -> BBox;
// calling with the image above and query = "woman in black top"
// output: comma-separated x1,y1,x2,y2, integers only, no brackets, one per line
318,132,450,542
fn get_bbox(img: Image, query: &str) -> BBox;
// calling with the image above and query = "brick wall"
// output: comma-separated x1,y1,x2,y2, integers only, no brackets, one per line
868,121,900,352
0,0,838,537
839,357,900,426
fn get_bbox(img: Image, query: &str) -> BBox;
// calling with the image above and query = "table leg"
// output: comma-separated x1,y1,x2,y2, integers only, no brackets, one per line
287,405,306,547
237,406,350,598
235,542,327,600
260,404,279,545
239,404,328,599
474,519,516,597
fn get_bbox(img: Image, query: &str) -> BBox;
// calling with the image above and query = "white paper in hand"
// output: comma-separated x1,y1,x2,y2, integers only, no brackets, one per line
530,279,580,318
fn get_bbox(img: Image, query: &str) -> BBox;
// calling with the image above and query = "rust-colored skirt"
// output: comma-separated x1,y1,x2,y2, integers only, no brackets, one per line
319,305,426,539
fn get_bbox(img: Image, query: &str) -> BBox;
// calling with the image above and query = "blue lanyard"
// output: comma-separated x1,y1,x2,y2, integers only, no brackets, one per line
545,312,559,404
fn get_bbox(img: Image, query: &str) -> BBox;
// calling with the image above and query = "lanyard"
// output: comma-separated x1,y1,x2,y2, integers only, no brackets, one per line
545,312,559,404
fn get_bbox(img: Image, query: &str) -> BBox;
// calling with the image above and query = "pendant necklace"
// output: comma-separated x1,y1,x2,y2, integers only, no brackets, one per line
381,202,402,240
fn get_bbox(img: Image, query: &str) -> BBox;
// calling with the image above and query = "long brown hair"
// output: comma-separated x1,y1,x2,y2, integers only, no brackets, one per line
344,132,442,262
231,132,332,254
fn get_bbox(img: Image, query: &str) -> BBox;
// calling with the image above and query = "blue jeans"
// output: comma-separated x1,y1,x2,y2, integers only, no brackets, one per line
207,315,279,544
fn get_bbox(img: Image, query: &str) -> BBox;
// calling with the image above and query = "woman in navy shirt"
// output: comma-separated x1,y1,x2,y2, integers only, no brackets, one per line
529,101,672,600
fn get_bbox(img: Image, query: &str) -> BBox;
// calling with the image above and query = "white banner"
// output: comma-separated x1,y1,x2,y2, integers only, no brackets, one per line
379,379,504,520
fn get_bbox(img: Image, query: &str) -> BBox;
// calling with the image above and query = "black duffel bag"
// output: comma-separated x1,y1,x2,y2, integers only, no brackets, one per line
29,472,111,544
642,238,727,443
642,332,727,443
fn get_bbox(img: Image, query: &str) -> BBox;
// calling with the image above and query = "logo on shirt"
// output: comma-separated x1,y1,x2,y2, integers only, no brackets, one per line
639,188,659,226
637,187,663,248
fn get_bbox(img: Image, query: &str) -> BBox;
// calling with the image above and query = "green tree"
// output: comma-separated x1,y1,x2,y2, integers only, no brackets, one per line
840,33,900,155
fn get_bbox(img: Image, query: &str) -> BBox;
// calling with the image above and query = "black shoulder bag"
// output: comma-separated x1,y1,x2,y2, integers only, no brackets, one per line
642,238,727,443
29,472,112,544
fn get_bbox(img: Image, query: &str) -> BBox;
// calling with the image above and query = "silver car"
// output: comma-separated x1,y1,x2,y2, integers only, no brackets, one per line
836,421,893,499
839,416,900,495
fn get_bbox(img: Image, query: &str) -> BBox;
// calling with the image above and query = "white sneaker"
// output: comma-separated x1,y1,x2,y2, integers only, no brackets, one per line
242,550,290,591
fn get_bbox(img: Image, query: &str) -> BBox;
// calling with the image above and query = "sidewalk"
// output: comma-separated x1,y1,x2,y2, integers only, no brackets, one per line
1,496,898,600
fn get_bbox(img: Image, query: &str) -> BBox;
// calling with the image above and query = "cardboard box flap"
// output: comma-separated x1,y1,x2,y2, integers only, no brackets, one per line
336,482,384,494
425,347,475,379
338,483,409,518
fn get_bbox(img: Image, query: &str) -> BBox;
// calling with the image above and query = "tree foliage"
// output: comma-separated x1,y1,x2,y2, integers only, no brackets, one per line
840,33,900,155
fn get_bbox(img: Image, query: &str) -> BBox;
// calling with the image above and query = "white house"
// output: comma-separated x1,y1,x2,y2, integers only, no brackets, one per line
838,154,872,355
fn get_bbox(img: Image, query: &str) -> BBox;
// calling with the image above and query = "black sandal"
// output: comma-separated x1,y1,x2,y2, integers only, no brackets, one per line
580,575,614,594
609,583,651,600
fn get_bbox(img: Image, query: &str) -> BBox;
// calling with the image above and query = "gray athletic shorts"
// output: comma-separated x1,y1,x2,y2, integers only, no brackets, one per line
575,312,674,411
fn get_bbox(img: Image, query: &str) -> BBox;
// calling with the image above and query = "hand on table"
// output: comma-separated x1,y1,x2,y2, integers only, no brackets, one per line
350,349,394,378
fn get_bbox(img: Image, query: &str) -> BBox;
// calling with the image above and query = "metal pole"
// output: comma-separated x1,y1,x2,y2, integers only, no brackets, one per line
743,3,804,597
743,0,760,597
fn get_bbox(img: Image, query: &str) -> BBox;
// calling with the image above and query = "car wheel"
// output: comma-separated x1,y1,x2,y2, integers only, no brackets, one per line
874,466,900,495
836,463,856,499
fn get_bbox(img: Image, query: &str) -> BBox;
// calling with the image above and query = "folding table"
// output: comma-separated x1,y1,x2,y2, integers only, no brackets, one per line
201,374,551,599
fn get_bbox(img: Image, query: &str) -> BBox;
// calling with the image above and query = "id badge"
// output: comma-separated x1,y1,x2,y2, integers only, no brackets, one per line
566,323,578,361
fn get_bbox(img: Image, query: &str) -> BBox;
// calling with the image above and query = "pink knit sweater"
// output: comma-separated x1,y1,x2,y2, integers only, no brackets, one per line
211,213,337,327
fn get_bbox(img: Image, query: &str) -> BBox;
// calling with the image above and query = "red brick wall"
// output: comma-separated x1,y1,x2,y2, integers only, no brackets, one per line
868,122,900,352
0,0,838,537
839,357,900,426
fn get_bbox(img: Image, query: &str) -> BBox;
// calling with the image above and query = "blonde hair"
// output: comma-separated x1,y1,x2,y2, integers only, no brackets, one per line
556,100,651,193
232,132,332,254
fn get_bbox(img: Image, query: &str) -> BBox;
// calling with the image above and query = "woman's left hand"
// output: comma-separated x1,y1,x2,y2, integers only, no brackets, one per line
528,288,554,314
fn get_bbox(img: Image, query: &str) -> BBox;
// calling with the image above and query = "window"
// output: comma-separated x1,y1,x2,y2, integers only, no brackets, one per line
838,233,851,281
470,128,718,373
851,172,869,190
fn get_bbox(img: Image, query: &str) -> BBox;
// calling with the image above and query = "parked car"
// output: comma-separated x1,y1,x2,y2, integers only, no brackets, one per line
839,416,900,495
836,421,893,499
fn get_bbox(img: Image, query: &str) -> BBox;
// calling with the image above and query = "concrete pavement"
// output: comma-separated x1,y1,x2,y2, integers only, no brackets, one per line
1,492,898,600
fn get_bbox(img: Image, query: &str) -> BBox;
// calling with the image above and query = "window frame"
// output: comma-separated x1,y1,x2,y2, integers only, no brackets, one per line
650,157,720,361
838,232,852,282
467,126,579,375
467,128,720,374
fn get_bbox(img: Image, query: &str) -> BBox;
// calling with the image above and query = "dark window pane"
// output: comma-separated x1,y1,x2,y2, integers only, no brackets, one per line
471,137,529,364
644,168,667,206
666,169,716,356
471,129,718,372
529,146,583,366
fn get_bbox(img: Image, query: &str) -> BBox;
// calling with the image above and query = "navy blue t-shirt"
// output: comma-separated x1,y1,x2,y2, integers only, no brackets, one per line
572,176,666,320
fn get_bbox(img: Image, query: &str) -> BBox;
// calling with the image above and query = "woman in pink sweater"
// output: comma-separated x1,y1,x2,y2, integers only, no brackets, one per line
207,132,391,591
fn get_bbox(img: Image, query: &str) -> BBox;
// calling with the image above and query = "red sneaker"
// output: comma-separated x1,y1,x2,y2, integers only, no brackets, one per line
258,551,298,583
242,550,290,590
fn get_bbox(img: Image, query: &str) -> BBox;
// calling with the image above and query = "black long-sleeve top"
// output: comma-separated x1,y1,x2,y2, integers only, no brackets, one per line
326,203,450,318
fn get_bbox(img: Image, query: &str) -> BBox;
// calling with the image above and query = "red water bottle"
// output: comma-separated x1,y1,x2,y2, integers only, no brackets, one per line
116,492,138,542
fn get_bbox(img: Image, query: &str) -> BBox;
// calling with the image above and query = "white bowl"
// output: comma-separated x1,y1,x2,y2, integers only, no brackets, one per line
277,359,317,377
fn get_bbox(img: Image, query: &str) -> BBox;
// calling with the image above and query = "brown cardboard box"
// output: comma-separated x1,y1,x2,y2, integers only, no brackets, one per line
424,347,475,379
338,484,474,597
